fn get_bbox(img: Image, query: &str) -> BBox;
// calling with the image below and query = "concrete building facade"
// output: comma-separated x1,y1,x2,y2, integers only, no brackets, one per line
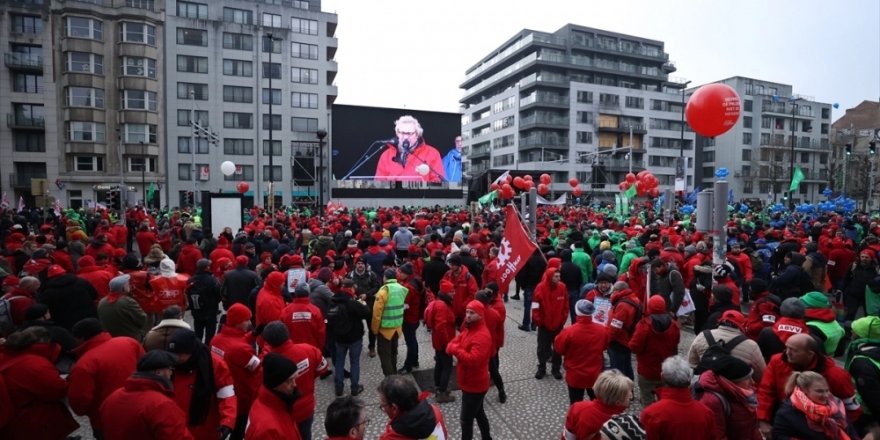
459,24,695,200
831,100,880,209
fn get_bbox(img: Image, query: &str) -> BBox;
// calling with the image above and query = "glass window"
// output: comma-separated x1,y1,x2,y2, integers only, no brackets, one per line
225,165,254,181
177,137,209,154
291,117,318,133
119,22,156,45
744,100,753,112
177,55,208,73
224,112,253,129
262,13,282,28
74,156,104,172
262,140,282,156
223,8,253,24
291,92,318,109
223,59,253,77
121,90,157,111
120,56,156,78
11,14,42,34
293,1,309,10
742,132,752,145
178,163,191,180
126,0,156,9
262,165,282,181
13,132,45,152
67,52,103,75
65,16,103,40
177,82,208,100
128,157,156,173
223,86,253,103
66,87,104,108
177,1,208,19
177,28,207,46
12,73,42,93
262,88,281,105
290,67,318,84
223,139,254,155
263,37,282,54
262,114,281,130
291,42,318,59
291,18,318,35
122,124,157,143
177,110,208,126
68,121,106,142
743,116,752,129
223,33,253,51
262,62,281,79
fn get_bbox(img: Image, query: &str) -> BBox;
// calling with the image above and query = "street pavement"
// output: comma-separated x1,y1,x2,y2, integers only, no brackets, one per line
71,292,697,440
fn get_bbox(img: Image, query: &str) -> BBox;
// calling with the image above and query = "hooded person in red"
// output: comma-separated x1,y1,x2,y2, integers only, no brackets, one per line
442,253,478,327
606,281,641,381
150,258,189,311
78,255,114,301
176,236,204,276
757,297,810,362
694,354,762,440
554,299,610,404
280,283,326,352
446,300,493,440
256,271,287,328
68,318,144,436
424,279,457,403
744,278,780,340
210,304,261,440
245,353,303,440
629,295,681,406
531,267,569,380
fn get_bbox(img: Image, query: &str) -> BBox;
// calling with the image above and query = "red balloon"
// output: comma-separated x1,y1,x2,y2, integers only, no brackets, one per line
572,188,582,197
503,187,515,199
490,183,499,191
523,174,533,182
539,173,551,184
537,183,549,196
568,178,579,188
513,176,525,190
686,83,742,137
236,181,249,194
524,180,534,191
621,181,632,190
625,173,636,183
635,181,645,192
649,188,660,198
636,170,649,179
505,174,513,184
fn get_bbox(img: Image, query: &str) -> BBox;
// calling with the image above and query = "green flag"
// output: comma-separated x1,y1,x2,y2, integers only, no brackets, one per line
146,181,156,202
478,190,498,206
789,167,805,192
624,184,637,199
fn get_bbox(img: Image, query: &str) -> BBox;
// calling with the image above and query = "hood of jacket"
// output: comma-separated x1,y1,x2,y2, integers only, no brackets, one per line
650,313,673,332
389,400,439,438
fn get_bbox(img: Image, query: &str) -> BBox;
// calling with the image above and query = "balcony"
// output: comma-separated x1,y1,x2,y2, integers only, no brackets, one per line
7,114,45,129
469,146,490,159
9,173,43,188
519,135,569,148
5,53,43,72
519,114,569,130
603,158,645,171
597,121,647,134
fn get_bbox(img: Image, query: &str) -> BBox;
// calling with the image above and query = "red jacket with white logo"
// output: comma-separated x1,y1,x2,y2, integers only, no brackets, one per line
442,267,478,320
531,274,569,332
170,353,238,440
150,274,189,310
555,316,609,389
244,387,302,440
280,298,326,352
757,353,859,422
447,317,493,393
211,325,261,416
263,340,328,423
100,375,194,440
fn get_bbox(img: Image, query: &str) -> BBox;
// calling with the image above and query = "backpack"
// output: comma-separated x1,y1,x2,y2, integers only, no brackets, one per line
692,381,731,417
326,299,353,337
694,330,747,374
618,297,643,336
0,296,25,336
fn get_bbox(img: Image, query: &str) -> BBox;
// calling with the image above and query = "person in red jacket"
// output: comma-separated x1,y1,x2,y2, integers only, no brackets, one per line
261,322,329,440
424,279,456,403
99,350,194,440
176,236,204,276
78,254,115,301
1,275,37,331
281,283,326,352
532,267,569,380
562,369,633,439
373,115,445,183
757,297,809,362
629,295,681,406
482,247,501,293
744,278,780,339
694,354,762,440
442,254,478,327
167,329,238,440
377,375,448,440
245,353,303,440
85,233,116,260
475,287,506,404
555,299,610,404
640,355,715,440
447,300,493,440
150,258,189,311
756,333,860,439
255,271,287,328
210,236,235,269
211,304,261,440
0,326,78,440
68,319,144,436
135,223,159,259
606,281,641,380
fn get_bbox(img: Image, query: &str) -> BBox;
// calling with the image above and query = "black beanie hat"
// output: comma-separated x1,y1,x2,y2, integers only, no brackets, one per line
167,329,198,354
137,350,179,372
263,353,297,389
749,278,768,295
711,354,753,382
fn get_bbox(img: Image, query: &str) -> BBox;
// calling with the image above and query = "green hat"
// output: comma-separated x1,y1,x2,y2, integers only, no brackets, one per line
853,316,880,339
800,291,830,309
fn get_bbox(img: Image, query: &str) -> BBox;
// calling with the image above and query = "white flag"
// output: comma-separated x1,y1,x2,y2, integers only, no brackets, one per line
491,171,511,186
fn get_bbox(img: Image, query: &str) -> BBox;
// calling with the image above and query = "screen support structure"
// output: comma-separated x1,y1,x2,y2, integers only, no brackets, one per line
290,140,320,210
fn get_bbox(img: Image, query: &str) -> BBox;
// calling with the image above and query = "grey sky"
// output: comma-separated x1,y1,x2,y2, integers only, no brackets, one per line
323,0,879,119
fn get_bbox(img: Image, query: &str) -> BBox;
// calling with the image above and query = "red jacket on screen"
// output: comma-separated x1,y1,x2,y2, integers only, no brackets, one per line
374,142,445,183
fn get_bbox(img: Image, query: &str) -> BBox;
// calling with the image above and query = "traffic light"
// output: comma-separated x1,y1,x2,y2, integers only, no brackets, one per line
107,189,120,210
870,142,877,155
846,144,853,155
184,191,194,206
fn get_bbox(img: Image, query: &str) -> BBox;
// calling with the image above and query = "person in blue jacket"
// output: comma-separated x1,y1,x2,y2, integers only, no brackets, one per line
442,136,463,183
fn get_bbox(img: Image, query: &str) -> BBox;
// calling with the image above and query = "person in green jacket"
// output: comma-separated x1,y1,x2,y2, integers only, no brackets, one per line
371,269,408,376
619,242,644,274
800,291,846,356
571,242,594,284
97,274,149,341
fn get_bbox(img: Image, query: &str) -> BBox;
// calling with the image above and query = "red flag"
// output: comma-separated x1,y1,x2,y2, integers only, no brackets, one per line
496,205,538,295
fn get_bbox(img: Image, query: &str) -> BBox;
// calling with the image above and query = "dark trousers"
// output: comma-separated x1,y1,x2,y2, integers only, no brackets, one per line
434,350,453,392
607,341,634,380
536,327,562,372
193,316,217,344
368,332,377,351
231,412,248,440
521,286,535,328
489,355,504,394
402,322,419,368
567,386,595,405
460,391,492,440
377,332,399,376
845,291,865,321
297,416,313,440
568,288,581,324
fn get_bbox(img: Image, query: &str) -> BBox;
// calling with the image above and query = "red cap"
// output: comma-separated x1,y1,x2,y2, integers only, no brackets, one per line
647,295,667,314
719,310,746,330
47,264,66,279
235,255,249,266
226,303,252,326
290,255,304,266
465,299,485,317
440,279,455,293
309,256,323,266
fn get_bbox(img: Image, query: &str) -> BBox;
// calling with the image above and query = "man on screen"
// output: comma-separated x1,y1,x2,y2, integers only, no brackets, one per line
442,136,463,183
374,115,446,183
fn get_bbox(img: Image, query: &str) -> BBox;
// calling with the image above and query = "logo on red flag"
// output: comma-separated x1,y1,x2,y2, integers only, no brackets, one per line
496,205,538,295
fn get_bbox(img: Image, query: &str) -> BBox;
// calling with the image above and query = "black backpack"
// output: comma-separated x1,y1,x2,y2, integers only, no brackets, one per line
694,330,747,374
326,298,353,337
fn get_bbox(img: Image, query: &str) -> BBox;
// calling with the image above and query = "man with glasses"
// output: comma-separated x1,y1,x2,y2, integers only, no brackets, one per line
374,115,446,183
377,375,448,439
324,396,368,440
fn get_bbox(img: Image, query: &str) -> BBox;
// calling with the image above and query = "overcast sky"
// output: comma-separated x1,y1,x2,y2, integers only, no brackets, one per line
322,0,879,119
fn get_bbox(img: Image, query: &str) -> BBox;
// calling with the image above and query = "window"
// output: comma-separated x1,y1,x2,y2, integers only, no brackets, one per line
291,117,318,133
223,59,253,77
820,153,828,164
262,37,282,54
624,96,643,109
11,14,42,34
223,33,253,51
761,117,771,129
224,112,253,129
121,90,157,111
177,137,209,154
293,1,309,9
177,28,207,46
744,100,753,112
223,86,253,103
225,165,254,181
74,156,105,172
291,92,318,109
177,109,208,126
291,18,318,35
178,164,191,181
743,116,752,129
177,55,208,73
14,132,45,152
177,1,208,19
223,8,252,24
66,17,103,40
702,151,715,162
262,88,281,105
577,111,593,124
223,139,254,155
262,62,281,79
822,108,831,119
262,115,281,130
775,118,785,130
122,124,157,143
68,121,106,142
178,82,208,100
263,140,282,156
12,103,43,127
128,157,157,173
742,132,752,145
262,13,282,28
66,87,104,108
291,42,318,59
66,52,103,74
120,56,156,78
599,93,619,106
769,87,777,96
821,123,829,135
741,149,751,161
126,0,155,9
262,165,283,181
492,116,514,131
576,91,593,103
290,67,318,84
119,22,156,45
576,131,593,144
12,73,42,93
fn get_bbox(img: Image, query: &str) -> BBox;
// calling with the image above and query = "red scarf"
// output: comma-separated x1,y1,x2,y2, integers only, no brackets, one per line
790,386,850,440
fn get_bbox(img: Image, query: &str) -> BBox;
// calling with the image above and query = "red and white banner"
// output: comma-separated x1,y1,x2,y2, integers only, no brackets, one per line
199,165,210,181
496,205,539,295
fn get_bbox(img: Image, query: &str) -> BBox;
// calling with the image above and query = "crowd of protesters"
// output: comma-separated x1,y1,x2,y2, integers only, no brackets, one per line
5,201,880,439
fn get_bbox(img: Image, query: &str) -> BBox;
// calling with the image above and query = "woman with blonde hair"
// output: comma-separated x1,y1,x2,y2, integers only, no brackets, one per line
773,371,859,439
561,369,633,439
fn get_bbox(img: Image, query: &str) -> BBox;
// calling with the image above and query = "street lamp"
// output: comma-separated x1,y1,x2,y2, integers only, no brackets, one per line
265,33,281,219
139,141,146,208
678,80,692,192
316,129,327,211
787,99,798,209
